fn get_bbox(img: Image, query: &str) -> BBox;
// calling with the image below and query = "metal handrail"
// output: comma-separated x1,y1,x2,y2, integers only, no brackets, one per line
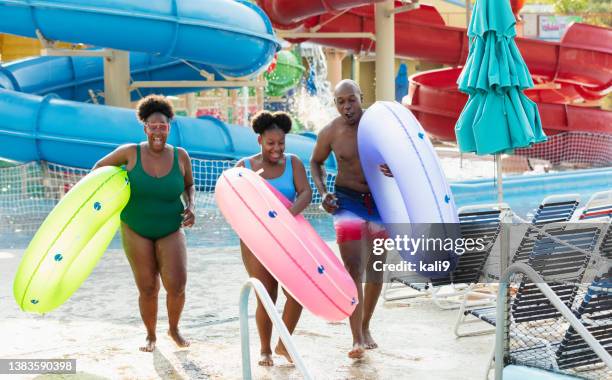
239,278,313,380
494,263,612,379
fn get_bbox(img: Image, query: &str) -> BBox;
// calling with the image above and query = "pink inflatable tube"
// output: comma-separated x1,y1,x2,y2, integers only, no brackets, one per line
215,167,358,321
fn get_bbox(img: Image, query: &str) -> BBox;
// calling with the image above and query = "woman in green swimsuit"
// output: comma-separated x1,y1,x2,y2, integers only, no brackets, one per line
94,95,195,352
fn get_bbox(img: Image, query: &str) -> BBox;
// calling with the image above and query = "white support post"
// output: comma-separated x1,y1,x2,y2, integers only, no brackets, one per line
324,48,347,90
103,49,131,108
352,54,361,86
256,74,264,111
375,0,395,101
184,93,197,117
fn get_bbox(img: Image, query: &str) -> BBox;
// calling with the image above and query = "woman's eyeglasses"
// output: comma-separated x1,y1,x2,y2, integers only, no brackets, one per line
145,122,169,132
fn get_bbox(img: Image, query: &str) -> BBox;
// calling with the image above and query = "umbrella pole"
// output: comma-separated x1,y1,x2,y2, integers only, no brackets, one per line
496,154,503,203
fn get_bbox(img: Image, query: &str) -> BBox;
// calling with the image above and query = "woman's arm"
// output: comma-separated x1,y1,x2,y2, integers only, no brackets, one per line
289,156,313,216
179,148,196,228
92,144,135,170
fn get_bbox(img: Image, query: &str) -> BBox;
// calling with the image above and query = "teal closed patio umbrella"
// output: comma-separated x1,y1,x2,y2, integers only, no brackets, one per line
455,0,547,200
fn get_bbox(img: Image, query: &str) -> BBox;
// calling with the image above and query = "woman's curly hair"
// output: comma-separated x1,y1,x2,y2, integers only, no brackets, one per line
136,94,174,123
251,111,292,134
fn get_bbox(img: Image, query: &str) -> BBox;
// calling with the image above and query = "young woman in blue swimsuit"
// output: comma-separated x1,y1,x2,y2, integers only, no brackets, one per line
236,111,312,366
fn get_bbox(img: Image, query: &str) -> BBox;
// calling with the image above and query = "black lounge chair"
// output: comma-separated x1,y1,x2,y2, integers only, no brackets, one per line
383,203,506,309
455,195,582,337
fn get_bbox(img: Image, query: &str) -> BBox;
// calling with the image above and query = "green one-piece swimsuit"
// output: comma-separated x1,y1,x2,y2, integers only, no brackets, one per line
120,144,185,240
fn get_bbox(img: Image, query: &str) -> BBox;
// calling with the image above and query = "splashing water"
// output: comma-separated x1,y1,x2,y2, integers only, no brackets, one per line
289,45,338,132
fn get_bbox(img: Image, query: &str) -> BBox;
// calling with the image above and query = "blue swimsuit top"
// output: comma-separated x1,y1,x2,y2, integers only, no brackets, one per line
244,154,296,201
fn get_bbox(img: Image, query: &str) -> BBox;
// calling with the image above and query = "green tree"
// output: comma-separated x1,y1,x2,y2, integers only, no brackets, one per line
527,0,611,26
551,0,588,13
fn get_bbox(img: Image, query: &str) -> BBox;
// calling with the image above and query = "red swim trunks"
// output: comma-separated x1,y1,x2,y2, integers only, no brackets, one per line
332,186,386,243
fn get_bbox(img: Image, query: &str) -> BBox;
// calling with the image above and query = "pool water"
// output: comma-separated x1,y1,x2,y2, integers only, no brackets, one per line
182,168,611,248
451,167,611,220
1,168,610,249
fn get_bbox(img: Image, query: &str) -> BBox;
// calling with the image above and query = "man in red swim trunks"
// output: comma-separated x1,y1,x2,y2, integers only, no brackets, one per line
311,79,392,359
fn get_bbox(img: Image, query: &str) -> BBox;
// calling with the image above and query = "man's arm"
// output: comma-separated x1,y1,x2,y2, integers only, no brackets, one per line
310,125,338,213
288,157,312,216
310,125,333,196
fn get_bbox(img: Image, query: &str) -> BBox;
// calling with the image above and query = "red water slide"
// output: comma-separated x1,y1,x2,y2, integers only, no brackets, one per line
256,0,386,29
257,0,612,142
407,67,611,141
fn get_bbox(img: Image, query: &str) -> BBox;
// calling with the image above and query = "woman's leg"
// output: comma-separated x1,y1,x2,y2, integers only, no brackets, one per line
240,240,278,366
121,223,160,352
155,229,189,347
274,287,303,362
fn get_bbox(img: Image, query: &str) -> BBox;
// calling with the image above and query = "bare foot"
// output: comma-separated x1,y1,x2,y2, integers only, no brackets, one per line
275,342,293,363
258,353,273,366
139,336,156,352
363,329,378,349
348,343,365,359
167,329,190,348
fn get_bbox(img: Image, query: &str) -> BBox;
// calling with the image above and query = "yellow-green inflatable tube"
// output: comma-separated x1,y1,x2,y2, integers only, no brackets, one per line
13,166,130,313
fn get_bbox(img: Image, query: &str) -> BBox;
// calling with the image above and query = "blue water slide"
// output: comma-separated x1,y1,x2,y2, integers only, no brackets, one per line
0,1,334,176
0,53,224,103
0,0,280,77
0,89,336,174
